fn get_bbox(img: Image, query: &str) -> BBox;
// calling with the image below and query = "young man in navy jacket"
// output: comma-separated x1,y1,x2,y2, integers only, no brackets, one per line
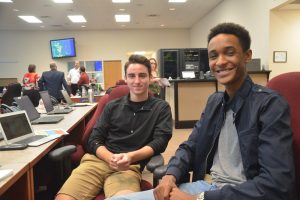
108,23,295,200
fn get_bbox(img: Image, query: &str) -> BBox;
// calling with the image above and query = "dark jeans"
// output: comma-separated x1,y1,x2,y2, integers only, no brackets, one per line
70,84,78,95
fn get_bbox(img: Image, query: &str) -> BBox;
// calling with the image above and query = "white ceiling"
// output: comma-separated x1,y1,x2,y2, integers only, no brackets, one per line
0,0,224,31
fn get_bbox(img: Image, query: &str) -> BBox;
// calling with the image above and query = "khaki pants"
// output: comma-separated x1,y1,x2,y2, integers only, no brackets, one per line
57,154,142,200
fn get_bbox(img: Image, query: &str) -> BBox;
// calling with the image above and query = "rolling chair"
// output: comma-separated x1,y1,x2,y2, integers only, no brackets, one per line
49,85,164,199
1,82,22,106
23,89,41,107
266,72,300,199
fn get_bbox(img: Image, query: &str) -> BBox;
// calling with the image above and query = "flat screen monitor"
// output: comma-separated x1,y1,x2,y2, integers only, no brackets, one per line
50,38,76,59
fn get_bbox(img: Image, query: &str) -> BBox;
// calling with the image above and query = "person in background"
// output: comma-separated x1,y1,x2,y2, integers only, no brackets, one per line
55,54,173,200
23,64,39,90
77,66,90,91
67,60,80,96
38,63,71,102
107,22,295,200
149,58,161,97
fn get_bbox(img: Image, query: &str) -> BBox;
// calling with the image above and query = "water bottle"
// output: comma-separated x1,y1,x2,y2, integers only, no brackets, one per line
2,87,7,95
88,89,94,103
199,71,204,79
81,86,87,97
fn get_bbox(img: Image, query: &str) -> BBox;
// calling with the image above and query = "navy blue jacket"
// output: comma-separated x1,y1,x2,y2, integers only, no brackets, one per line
166,76,295,200
38,69,70,101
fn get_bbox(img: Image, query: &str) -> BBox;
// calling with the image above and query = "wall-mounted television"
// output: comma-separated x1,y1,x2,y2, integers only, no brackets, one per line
50,38,76,59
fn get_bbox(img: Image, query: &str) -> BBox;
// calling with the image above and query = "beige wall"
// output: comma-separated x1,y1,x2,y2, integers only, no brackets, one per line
269,9,300,78
0,29,189,82
190,0,273,69
190,0,300,79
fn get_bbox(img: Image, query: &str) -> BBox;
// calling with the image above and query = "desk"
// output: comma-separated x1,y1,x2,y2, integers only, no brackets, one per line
71,95,103,103
166,71,271,129
0,104,97,200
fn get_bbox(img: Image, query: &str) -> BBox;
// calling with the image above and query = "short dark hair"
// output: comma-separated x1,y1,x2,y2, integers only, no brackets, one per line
125,54,151,75
80,66,86,72
28,64,36,73
207,22,251,52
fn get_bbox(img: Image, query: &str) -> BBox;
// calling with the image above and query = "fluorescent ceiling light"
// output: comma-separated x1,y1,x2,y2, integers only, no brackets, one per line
168,0,187,2
0,0,13,2
112,0,130,3
53,0,73,3
68,15,87,23
18,16,42,23
115,14,130,22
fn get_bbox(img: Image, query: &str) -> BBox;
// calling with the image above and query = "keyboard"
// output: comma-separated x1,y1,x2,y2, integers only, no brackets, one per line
28,134,60,146
48,108,73,114
17,135,46,144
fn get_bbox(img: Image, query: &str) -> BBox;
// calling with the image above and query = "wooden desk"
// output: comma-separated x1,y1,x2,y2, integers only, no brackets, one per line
166,71,271,129
71,95,103,103
0,104,97,200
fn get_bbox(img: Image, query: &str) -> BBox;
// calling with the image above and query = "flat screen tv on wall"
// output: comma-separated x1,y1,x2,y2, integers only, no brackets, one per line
50,38,76,59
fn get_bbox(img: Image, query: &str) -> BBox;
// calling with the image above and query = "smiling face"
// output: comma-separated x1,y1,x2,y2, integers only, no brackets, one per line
208,33,252,96
125,63,150,102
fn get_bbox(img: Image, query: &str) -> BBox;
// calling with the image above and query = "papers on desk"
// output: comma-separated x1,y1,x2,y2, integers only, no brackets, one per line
0,169,13,182
34,129,69,136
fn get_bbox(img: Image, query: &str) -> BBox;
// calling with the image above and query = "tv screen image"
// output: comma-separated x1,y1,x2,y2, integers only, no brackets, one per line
50,38,76,59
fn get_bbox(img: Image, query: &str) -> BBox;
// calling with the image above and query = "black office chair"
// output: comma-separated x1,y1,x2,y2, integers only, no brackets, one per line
23,89,41,107
1,83,22,106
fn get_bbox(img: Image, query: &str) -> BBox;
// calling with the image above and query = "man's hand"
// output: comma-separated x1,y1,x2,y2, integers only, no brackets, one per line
169,188,197,200
154,175,177,200
109,153,132,171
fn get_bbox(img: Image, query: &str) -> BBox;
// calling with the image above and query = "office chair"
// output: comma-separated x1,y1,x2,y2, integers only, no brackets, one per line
1,82,22,106
49,85,164,199
266,72,300,199
23,89,41,107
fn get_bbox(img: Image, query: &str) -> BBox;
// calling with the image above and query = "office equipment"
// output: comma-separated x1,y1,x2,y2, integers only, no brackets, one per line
13,96,64,124
246,58,261,71
60,90,92,107
0,104,97,200
181,71,196,79
0,143,28,151
39,91,73,114
0,111,61,147
50,38,76,59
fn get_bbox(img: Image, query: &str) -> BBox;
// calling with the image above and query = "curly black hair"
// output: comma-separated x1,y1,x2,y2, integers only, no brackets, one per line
208,22,251,52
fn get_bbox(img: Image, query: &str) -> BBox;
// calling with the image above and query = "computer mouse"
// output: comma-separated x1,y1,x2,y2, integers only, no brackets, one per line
0,143,28,151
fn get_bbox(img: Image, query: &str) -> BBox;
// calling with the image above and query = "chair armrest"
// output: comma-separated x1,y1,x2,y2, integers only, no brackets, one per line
146,154,164,172
153,165,168,181
48,145,76,161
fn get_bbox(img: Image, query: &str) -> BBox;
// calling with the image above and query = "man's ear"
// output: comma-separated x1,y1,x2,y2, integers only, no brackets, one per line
244,49,252,64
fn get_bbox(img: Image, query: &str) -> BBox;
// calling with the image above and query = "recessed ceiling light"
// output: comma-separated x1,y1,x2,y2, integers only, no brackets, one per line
18,16,42,23
134,51,146,55
0,0,13,2
53,0,73,3
115,14,130,22
169,8,176,11
168,0,187,3
119,8,125,11
40,25,45,28
160,24,165,27
68,15,87,23
112,0,130,3
81,25,86,28
13,9,19,11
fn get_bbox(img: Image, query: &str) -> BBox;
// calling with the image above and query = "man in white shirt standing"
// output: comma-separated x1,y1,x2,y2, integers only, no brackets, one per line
67,60,80,96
